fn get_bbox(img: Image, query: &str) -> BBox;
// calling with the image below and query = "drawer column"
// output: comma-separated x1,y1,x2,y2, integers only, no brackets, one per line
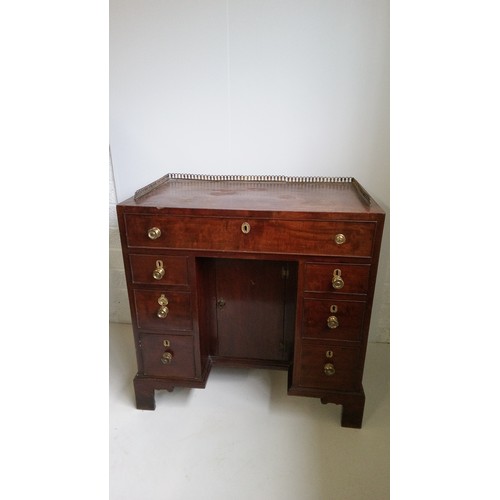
288,260,370,428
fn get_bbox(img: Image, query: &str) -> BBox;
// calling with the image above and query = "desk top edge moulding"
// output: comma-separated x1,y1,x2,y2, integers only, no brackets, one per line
116,173,385,428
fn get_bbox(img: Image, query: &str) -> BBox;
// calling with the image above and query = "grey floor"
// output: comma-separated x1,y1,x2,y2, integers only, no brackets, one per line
110,322,389,500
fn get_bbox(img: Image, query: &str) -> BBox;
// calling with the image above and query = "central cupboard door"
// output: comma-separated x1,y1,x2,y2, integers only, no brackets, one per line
214,259,296,361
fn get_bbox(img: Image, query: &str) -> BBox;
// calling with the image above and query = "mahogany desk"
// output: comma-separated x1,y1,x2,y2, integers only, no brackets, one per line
117,174,385,428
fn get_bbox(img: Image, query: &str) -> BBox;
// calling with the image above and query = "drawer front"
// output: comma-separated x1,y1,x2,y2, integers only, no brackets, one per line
304,263,371,294
133,289,193,332
140,334,196,379
302,298,366,341
296,343,361,391
124,214,375,257
129,255,189,286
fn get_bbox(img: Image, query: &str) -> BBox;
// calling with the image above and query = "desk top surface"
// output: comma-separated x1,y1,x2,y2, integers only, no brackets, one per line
118,174,384,217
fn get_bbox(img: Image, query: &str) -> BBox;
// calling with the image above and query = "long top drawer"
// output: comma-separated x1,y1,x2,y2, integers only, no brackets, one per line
123,214,376,257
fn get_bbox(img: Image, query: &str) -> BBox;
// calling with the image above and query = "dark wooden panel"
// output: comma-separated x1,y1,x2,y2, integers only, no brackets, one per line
214,259,291,361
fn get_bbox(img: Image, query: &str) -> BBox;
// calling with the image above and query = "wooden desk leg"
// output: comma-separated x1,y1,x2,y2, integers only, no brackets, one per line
320,390,365,428
341,394,365,429
133,377,156,410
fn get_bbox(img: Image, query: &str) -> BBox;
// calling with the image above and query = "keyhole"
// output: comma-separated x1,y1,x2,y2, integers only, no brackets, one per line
217,298,226,308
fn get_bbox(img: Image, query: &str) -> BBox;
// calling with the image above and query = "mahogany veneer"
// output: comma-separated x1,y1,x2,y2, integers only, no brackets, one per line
117,174,385,428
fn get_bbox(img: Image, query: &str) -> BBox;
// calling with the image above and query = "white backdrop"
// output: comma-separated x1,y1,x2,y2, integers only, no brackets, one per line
109,0,389,340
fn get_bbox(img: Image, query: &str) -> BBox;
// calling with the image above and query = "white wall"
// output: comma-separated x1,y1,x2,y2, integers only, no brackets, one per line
109,0,389,341
109,155,132,324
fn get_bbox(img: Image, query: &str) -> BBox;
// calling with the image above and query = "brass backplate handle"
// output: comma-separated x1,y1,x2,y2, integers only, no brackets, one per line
160,351,173,364
327,316,339,329
157,295,169,318
324,363,335,376
153,260,165,280
157,305,169,318
334,233,346,245
332,269,344,289
148,227,161,240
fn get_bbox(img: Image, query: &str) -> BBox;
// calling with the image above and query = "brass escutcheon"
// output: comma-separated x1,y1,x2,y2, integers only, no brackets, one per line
327,316,339,329
326,350,334,358
332,269,344,289
148,227,161,240
330,305,338,313
158,294,169,306
241,222,251,234
334,233,346,245
163,339,170,347
153,260,165,280
324,363,335,376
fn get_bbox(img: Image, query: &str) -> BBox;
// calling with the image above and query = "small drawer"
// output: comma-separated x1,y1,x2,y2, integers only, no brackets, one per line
124,214,229,250
304,263,370,294
133,289,193,332
302,298,366,341
124,214,375,257
295,343,361,391
140,334,196,379
129,255,189,286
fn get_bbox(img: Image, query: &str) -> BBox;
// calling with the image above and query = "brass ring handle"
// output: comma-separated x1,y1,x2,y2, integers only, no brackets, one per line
148,227,161,240
332,277,344,289
327,315,339,329
153,260,165,280
161,352,173,364
157,305,169,318
331,269,344,289
334,233,346,245
324,363,335,376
